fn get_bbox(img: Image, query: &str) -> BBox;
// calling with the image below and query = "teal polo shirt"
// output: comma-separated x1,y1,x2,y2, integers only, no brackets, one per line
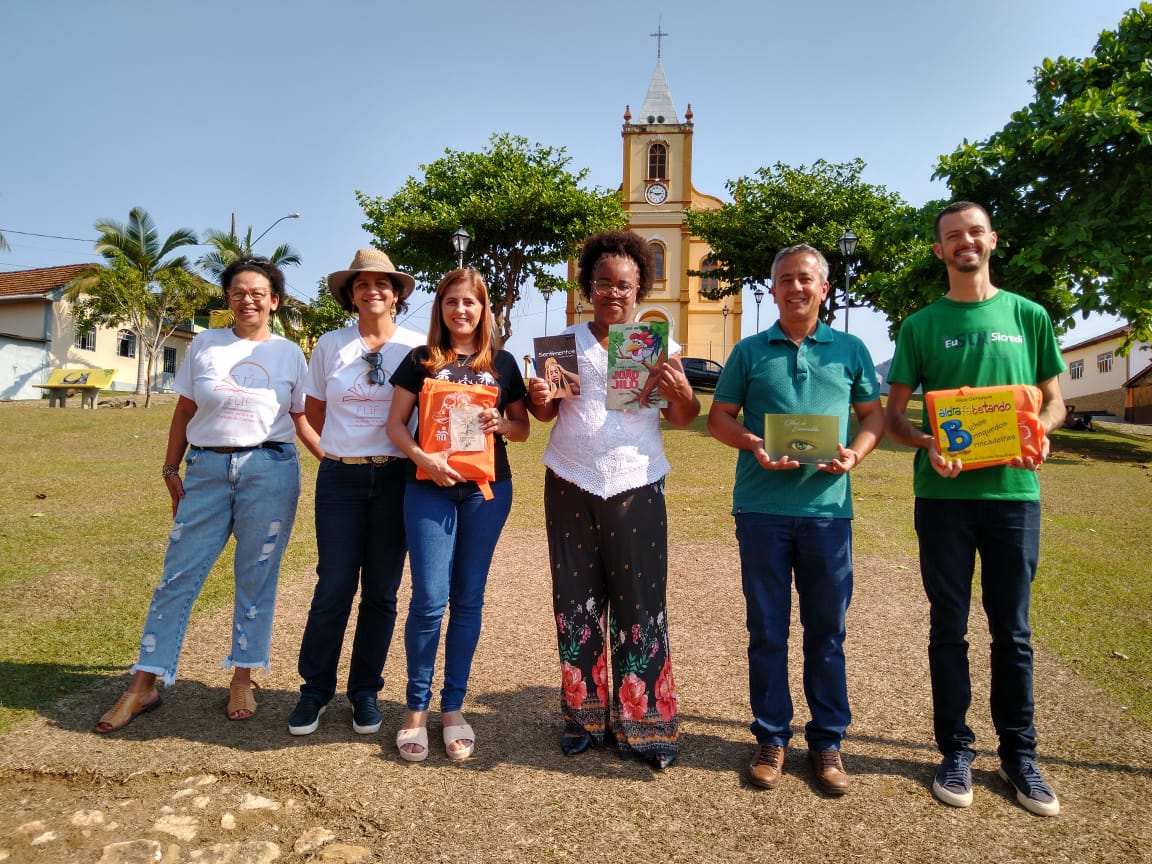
713,321,880,519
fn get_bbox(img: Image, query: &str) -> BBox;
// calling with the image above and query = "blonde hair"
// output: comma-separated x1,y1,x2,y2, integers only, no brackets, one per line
422,269,497,376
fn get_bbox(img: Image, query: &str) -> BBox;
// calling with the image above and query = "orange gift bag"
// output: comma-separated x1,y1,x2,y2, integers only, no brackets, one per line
415,378,499,499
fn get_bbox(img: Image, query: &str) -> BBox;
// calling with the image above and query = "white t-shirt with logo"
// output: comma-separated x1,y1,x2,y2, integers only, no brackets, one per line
175,328,308,447
305,324,424,458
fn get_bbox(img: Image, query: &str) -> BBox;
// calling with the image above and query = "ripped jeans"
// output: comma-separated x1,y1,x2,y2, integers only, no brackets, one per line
132,444,301,684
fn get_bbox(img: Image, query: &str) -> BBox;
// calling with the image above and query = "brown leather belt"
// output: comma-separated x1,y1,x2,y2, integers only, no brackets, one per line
324,455,403,464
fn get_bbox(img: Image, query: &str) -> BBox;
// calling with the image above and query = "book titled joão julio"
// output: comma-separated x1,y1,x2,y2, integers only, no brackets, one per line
606,321,668,410
762,414,840,464
532,333,581,399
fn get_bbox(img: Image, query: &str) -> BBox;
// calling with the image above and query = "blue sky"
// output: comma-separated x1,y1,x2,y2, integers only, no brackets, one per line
0,0,1137,363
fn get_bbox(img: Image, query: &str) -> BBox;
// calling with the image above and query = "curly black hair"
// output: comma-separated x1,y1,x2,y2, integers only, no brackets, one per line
576,230,655,302
220,256,286,299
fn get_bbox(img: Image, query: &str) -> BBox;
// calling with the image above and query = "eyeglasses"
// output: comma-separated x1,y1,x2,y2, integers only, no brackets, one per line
227,290,269,303
364,352,386,385
591,280,638,297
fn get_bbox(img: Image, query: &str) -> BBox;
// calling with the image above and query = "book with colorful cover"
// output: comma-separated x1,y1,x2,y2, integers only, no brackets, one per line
924,385,1043,469
606,321,668,410
532,333,581,400
762,414,840,464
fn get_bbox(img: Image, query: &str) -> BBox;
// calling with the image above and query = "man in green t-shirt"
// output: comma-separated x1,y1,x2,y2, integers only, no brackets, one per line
886,202,1067,817
709,245,884,796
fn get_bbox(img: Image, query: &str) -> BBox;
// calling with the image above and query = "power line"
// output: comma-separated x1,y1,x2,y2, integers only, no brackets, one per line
0,227,96,242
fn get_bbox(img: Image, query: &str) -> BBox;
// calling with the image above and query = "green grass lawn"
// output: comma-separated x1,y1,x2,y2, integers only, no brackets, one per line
1,396,1149,732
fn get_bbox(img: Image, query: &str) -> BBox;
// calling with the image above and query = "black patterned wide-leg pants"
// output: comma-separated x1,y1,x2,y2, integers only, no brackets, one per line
543,469,679,760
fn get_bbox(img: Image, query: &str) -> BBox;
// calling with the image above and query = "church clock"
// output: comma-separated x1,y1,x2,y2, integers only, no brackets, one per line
645,182,668,205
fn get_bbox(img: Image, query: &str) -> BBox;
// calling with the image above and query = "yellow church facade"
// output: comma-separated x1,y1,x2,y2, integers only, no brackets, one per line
568,58,741,363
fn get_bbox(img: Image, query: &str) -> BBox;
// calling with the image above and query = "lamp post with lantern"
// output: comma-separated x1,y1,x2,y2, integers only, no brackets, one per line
752,286,765,333
451,227,471,269
837,228,858,333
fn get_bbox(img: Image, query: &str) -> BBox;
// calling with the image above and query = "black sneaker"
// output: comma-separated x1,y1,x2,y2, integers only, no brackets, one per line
998,759,1060,816
932,751,974,808
288,696,327,736
351,696,382,735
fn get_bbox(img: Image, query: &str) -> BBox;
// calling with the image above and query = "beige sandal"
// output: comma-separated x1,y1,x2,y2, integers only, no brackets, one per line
94,688,162,734
227,680,259,721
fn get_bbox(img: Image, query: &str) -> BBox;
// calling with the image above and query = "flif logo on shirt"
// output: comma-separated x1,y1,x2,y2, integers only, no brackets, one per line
941,330,1025,350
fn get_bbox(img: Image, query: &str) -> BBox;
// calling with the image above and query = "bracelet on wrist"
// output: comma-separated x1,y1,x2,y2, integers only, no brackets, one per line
162,464,180,478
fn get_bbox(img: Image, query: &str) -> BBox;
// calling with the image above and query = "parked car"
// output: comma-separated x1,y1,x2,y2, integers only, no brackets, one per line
681,357,723,390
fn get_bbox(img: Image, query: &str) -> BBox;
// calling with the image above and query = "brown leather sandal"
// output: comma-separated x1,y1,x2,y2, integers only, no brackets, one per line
227,680,259,720
94,688,162,734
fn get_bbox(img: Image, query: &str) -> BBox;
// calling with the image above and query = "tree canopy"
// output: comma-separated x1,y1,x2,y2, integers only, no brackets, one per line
935,3,1152,347
683,159,911,327
357,133,628,347
67,207,213,405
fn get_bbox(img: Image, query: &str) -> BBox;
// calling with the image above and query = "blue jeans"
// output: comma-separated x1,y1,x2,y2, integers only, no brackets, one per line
403,478,512,712
133,444,301,684
914,498,1040,762
735,513,853,750
296,458,408,703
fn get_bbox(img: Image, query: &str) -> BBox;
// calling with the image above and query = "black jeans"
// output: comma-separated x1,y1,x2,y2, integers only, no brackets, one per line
914,498,1041,763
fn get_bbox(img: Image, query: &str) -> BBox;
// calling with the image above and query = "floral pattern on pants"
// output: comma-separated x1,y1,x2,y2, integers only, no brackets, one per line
545,469,678,760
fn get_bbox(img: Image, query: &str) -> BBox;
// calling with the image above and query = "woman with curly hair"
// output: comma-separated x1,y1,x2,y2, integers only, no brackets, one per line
526,230,699,770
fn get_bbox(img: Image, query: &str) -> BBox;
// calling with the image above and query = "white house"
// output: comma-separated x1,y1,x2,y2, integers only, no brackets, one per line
1058,325,1152,417
0,264,195,401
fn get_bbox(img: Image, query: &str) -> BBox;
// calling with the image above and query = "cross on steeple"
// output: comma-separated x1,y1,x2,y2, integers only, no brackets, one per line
651,18,668,59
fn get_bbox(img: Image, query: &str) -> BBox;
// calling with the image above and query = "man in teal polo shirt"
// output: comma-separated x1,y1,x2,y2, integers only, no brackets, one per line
708,244,884,795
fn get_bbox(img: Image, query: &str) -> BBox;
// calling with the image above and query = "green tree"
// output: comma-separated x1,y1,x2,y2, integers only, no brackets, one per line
66,207,212,406
296,277,354,357
683,159,911,327
357,133,628,347
934,3,1152,347
0,231,9,253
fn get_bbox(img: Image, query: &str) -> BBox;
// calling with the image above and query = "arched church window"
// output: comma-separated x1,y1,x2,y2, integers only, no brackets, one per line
648,143,667,180
650,242,666,281
700,257,719,296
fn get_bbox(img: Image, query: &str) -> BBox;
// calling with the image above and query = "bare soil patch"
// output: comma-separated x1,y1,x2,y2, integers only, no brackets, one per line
2,528,1150,862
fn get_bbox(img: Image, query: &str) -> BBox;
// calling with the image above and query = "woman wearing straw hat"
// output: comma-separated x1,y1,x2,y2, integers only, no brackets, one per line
287,248,425,737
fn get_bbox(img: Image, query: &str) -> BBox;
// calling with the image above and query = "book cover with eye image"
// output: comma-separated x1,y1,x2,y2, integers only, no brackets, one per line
532,334,581,400
762,414,840,464
606,321,668,410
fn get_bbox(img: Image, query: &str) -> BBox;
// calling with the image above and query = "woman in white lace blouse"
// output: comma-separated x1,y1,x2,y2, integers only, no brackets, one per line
526,230,699,770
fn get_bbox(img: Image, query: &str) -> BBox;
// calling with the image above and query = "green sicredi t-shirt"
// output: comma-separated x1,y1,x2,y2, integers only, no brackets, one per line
887,290,1066,501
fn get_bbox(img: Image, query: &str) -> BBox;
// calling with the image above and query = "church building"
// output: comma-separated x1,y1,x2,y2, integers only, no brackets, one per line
568,49,741,363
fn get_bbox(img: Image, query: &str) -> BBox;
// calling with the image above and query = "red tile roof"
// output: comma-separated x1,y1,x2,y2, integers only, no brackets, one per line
0,264,93,299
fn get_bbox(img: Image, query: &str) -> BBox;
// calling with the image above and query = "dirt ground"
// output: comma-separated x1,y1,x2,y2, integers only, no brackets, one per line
2,526,1150,863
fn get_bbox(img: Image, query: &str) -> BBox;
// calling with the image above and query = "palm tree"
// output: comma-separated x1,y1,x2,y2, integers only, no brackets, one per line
198,227,304,336
0,230,10,253
66,207,204,404
197,227,302,282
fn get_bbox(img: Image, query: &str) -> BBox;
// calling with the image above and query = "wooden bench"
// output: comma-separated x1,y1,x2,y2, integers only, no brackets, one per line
33,368,117,409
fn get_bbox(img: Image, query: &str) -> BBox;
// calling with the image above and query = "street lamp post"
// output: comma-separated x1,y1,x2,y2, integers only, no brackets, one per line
721,304,730,359
250,213,301,248
752,286,765,333
575,301,583,323
451,227,471,269
539,284,555,336
837,228,859,333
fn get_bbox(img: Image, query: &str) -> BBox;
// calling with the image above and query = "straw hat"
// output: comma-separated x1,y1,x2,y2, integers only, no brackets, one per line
327,248,416,310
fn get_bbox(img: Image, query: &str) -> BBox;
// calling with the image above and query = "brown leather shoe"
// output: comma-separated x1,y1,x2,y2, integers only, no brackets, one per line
809,748,850,795
748,743,786,789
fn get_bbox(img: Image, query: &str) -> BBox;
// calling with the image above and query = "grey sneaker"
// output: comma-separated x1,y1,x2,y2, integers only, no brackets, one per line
932,751,974,807
998,759,1060,816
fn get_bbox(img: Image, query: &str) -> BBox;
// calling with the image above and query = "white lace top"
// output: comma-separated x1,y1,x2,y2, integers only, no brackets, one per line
542,322,678,499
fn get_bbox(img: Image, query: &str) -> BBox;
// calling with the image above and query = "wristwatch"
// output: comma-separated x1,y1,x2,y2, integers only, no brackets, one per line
162,464,180,478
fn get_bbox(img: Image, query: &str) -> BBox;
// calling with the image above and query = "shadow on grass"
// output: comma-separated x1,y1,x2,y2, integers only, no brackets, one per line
0,662,125,712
